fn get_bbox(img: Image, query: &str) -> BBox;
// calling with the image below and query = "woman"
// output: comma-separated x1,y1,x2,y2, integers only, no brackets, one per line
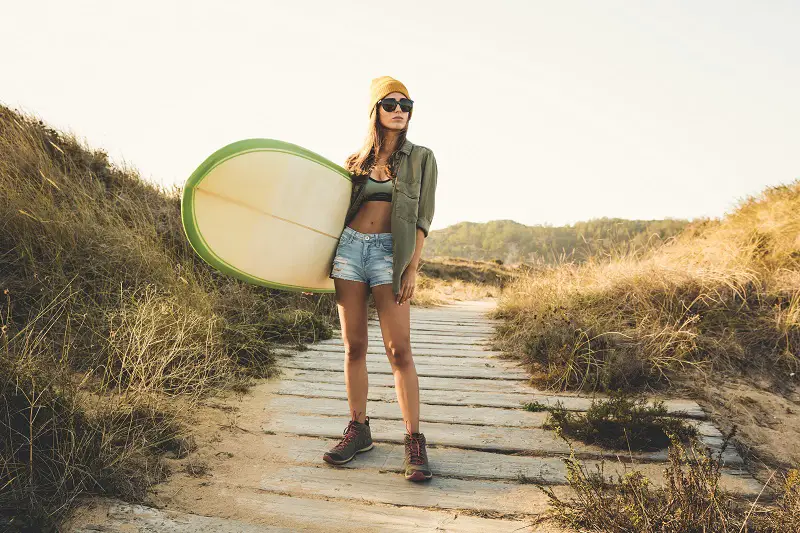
322,76,438,482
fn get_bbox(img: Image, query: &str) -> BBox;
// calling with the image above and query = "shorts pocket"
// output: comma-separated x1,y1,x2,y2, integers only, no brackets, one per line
378,239,394,253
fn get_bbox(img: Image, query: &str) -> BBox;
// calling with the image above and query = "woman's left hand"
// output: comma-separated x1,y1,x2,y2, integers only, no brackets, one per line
396,268,417,305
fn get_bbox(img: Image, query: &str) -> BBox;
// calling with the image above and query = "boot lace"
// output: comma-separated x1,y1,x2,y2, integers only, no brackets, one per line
406,433,426,465
333,420,361,451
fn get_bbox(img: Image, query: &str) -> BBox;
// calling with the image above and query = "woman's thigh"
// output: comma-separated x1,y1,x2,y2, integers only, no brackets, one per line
365,236,394,289
334,278,370,353
331,234,367,284
371,284,411,356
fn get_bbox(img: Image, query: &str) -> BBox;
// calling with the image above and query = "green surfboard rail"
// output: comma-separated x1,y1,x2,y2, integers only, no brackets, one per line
180,138,352,293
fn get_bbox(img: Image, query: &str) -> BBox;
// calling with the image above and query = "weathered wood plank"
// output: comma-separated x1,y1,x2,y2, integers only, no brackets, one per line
361,326,497,337
380,317,498,325
262,413,742,465
301,342,505,357
71,495,542,533
70,501,294,532
375,322,497,333
325,333,494,346
264,395,714,434
276,358,530,381
268,379,707,419
256,433,760,495
291,344,500,359
278,350,521,371
265,394,549,428
278,368,537,392
259,465,548,515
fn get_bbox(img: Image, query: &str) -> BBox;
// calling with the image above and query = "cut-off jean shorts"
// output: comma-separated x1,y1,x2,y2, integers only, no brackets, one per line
330,226,394,288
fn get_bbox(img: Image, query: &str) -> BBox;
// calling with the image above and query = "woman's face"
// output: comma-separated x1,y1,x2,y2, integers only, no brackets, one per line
377,91,410,131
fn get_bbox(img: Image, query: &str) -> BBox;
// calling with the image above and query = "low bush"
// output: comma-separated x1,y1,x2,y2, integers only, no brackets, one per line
543,394,697,451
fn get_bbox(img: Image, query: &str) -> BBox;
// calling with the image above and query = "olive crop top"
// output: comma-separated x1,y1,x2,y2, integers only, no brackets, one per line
362,176,393,202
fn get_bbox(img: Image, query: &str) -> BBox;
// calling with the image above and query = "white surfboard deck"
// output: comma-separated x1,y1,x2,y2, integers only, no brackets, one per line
181,139,352,292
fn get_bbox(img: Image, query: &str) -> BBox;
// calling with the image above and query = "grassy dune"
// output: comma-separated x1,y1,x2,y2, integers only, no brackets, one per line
0,105,500,529
411,256,517,305
493,181,800,392
0,106,337,529
494,179,800,529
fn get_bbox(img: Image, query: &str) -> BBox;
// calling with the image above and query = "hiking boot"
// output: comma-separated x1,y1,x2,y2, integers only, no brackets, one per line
404,432,432,481
323,416,374,465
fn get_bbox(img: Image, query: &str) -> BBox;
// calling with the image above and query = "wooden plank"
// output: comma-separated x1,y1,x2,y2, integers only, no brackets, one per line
405,316,498,324
279,351,520,371
268,379,707,419
325,333,493,346
259,465,548,516
307,342,505,357
370,322,497,333
276,358,530,381
371,316,498,325
292,344,501,359
263,395,712,432
74,494,542,533
361,327,496,337
383,321,497,329
384,318,498,326
256,433,760,495
262,413,742,465
266,394,548,428
71,501,294,533
278,368,538,393
272,432,573,483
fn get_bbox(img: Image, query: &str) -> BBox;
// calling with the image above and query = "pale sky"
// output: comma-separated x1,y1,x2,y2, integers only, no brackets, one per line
2,1,798,230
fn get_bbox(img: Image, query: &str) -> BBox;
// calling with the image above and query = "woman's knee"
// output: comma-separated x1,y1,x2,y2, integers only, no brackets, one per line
386,343,413,369
344,338,368,360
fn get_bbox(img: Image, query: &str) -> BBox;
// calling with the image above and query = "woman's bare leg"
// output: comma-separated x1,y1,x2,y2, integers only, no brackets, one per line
370,284,419,433
334,278,370,423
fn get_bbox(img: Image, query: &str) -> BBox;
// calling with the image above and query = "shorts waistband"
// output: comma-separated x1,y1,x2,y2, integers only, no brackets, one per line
343,226,392,240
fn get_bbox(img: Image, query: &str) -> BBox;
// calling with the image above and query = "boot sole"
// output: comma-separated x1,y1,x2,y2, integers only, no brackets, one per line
322,442,374,465
405,469,433,481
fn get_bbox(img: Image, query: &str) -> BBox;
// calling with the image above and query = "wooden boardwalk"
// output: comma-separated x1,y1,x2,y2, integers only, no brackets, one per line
71,299,760,532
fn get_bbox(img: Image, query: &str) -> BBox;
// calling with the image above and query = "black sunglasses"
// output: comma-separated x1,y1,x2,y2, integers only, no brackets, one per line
378,97,414,113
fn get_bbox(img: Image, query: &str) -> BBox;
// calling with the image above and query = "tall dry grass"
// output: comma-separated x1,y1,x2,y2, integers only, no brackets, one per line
492,181,800,391
0,105,337,529
539,434,800,532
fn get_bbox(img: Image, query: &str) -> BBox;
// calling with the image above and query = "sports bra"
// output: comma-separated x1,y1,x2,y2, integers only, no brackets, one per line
362,176,393,202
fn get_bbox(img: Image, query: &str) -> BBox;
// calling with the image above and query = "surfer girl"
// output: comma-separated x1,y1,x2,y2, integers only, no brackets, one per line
324,76,438,482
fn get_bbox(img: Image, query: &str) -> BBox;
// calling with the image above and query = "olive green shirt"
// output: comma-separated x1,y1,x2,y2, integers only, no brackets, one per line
330,138,438,296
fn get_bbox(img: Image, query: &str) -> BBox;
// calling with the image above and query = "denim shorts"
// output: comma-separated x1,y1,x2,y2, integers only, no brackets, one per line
329,226,394,288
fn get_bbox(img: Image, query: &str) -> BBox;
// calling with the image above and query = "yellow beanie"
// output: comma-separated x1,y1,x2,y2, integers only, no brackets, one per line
368,76,412,120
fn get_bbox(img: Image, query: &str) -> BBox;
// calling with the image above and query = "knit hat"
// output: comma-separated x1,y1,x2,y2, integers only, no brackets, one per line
369,76,412,120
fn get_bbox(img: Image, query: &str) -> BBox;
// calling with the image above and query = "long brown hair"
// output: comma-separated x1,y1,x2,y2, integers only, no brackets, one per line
343,104,409,187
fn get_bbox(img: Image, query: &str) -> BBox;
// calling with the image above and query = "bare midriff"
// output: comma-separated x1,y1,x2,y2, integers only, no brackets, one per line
347,164,393,234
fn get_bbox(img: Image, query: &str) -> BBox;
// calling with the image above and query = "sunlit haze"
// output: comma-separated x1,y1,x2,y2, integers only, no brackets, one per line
2,0,798,230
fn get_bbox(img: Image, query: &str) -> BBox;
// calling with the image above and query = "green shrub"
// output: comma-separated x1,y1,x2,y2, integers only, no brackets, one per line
543,393,696,451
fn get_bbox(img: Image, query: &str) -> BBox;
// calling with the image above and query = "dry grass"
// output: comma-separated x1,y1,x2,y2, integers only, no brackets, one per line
538,434,800,532
492,181,800,392
0,105,337,530
494,181,800,527
411,256,515,306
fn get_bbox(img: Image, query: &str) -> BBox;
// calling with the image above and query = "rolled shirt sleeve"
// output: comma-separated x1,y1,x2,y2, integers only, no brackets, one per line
416,150,437,237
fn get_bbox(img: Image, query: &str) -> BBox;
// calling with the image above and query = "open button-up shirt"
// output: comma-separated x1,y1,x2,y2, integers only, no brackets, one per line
330,138,438,296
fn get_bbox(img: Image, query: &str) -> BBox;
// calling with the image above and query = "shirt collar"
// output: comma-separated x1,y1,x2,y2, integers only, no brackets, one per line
400,138,413,155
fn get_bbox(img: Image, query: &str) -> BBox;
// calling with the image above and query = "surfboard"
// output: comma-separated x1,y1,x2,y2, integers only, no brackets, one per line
181,138,352,293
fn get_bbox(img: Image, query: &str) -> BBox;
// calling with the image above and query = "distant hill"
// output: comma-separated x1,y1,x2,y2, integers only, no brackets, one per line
423,218,691,264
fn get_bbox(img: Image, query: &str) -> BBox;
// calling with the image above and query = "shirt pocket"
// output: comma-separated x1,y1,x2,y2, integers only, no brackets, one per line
394,180,419,222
